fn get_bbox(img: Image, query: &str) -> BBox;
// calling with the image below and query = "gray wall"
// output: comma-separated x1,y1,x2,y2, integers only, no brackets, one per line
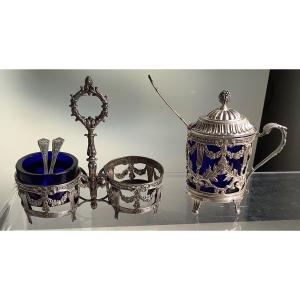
0,70,269,208
254,70,300,171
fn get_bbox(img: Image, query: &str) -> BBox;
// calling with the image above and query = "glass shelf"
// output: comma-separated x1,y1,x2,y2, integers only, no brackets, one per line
2,172,300,230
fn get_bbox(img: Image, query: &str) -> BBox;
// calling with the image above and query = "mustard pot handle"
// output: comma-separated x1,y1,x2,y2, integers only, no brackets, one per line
247,123,287,179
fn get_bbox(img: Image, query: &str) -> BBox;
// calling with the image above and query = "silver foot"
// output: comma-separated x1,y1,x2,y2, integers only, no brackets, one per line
69,190,77,222
20,192,33,224
91,200,98,209
233,200,241,215
114,208,120,219
192,199,201,214
153,204,159,214
71,211,76,222
26,213,33,224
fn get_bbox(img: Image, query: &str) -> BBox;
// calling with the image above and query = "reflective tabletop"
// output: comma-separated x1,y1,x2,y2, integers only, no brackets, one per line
1,172,300,230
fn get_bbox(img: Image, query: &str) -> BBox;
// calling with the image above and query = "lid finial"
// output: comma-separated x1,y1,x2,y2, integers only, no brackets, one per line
219,90,231,109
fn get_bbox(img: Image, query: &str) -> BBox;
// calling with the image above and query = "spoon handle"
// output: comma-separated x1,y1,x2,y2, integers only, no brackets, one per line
148,74,188,128
38,138,50,174
49,137,65,174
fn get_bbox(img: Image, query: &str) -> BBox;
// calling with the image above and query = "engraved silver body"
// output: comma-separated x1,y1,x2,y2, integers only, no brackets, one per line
37,138,49,174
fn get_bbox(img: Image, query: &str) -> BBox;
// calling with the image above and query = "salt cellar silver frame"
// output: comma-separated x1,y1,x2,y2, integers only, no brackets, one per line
16,76,164,223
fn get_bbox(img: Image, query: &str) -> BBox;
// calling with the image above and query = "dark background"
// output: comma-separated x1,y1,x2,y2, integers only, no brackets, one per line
254,70,300,171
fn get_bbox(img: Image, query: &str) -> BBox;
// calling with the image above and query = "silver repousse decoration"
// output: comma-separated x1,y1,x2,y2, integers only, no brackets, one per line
16,172,81,223
102,156,164,219
149,76,287,215
189,91,256,137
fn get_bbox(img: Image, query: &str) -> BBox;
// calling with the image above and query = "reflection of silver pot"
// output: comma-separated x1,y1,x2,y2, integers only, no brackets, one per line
148,75,287,214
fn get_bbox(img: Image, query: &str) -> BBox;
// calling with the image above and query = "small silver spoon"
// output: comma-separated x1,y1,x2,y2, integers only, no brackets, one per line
49,137,65,174
38,138,50,174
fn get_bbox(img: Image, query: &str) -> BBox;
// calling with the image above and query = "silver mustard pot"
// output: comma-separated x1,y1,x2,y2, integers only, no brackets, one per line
148,75,287,214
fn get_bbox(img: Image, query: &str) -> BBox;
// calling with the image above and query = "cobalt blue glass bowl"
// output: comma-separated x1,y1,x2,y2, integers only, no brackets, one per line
16,152,80,207
16,152,79,186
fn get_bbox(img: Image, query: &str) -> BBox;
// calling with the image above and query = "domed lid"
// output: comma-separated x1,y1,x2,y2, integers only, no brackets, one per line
190,90,256,137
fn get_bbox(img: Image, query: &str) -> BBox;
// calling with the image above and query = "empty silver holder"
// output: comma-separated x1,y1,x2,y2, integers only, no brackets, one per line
102,156,164,219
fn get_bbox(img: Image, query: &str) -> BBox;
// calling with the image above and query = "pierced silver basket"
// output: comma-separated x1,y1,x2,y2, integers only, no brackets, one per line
102,156,164,219
16,172,81,224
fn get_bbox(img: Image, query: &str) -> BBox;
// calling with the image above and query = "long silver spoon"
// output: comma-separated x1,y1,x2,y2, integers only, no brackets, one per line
38,138,50,174
49,137,65,174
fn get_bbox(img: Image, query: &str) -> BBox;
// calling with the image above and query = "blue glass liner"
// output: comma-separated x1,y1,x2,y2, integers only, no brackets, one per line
187,142,244,194
16,152,79,186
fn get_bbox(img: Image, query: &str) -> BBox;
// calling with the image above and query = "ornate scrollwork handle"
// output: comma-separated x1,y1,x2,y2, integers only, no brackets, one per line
70,76,108,130
248,123,287,179
69,76,108,209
